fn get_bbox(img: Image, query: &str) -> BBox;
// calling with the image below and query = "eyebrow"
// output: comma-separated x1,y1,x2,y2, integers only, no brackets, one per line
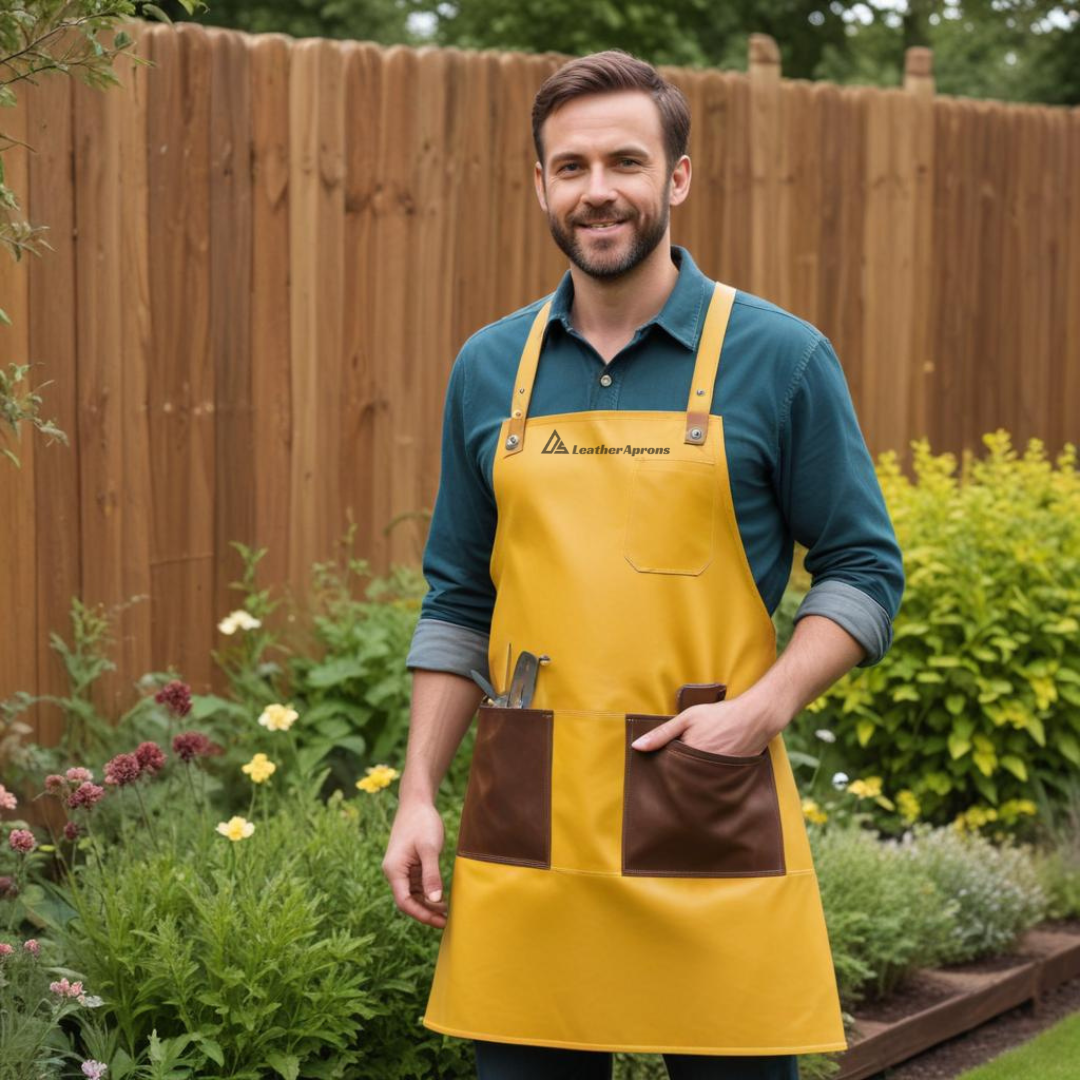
548,145,652,167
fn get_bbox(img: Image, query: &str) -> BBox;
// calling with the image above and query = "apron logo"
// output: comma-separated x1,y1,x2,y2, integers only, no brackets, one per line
540,427,672,457
541,430,570,454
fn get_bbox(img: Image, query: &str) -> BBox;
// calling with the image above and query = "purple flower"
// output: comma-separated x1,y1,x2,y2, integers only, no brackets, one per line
0,875,17,899
66,782,105,810
63,821,82,841
172,731,219,763
135,741,166,775
8,828,36,854
103,753,142,788
154,680,192,718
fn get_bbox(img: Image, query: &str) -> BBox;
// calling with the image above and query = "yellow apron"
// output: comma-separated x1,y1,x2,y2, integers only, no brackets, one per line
422,282,848,1056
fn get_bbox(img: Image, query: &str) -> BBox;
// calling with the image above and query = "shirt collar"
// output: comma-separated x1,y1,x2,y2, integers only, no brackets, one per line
546,244,711,353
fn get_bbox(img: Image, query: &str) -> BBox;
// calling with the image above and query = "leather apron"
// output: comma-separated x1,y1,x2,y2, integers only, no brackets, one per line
422,282,848,1055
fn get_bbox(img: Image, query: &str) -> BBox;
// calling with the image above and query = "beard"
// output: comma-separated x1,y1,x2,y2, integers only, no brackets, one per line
545,195,670,281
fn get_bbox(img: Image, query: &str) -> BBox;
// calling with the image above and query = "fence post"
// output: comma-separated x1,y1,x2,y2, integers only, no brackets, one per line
748,33,781,299
904,46,935,97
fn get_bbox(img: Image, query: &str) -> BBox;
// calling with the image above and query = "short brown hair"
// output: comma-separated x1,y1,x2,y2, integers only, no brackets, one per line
532,50,691,175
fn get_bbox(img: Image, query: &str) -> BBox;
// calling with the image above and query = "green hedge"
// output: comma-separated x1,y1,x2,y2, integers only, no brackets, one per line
796,432,1080,831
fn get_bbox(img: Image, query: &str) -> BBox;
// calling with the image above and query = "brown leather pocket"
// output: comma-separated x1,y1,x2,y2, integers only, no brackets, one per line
456,705,554,869
622,714,786,877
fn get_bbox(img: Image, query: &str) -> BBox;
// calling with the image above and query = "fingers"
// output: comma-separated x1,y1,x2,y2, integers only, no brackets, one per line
630,713,687,751
384,847,448,928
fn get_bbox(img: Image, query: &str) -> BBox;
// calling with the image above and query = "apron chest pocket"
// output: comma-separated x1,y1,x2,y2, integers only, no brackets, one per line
624,458,716,576
457,705,554,869
622,714,786,877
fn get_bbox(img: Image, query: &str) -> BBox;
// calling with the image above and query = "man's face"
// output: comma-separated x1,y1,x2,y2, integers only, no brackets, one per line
534,89,690,281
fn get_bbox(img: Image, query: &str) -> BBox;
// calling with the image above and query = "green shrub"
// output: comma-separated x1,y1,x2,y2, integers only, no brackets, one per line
811,825,958,1006
800,432,1080,832
895,825,1047,964
40,787,472,1079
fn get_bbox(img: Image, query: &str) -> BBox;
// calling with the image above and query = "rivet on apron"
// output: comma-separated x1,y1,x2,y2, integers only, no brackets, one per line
506,434,520,449
513,410,522,418
689,427,703,440
696,389,705,396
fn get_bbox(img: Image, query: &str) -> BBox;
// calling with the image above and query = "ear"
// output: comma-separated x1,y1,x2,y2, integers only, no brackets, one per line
534,160,548,213
669,154,692,208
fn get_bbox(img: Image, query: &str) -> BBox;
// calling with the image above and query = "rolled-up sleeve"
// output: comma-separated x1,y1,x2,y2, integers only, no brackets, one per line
777,336,905,666
405,345,497,680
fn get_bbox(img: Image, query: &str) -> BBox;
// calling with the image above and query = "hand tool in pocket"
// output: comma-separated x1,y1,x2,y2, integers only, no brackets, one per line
506,650,549,708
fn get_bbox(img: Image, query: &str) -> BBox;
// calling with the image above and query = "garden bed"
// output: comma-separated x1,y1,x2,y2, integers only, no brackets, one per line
835,919,1080,1080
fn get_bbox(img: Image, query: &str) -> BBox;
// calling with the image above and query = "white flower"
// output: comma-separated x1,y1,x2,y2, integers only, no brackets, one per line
831,771,850,790
78,994,104,1008
217,609,262,635
81,1061,107,1079
814,729,836,744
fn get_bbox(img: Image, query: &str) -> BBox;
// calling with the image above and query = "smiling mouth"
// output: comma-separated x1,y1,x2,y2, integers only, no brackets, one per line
578,220,626,231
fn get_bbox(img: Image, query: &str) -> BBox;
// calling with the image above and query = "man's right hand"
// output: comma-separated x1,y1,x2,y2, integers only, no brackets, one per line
383,799,449,928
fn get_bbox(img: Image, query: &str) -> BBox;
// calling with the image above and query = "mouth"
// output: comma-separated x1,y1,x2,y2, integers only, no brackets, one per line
576,219,627,234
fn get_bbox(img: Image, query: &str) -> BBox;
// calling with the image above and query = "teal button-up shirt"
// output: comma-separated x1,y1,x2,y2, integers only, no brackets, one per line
406,245,904,679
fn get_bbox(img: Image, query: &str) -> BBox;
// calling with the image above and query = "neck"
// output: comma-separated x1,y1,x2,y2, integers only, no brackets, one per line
568,241,679,341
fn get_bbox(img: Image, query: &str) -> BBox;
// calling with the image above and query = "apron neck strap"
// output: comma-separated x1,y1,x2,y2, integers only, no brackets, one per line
504,300,552,456
684,282,737,447
502,280,737,457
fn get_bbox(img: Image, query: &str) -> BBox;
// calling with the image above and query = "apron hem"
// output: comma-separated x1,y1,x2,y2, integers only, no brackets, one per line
421,1017,849,1056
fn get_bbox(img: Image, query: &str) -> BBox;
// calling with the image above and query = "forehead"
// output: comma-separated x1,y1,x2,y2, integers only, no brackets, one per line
541,89,664,159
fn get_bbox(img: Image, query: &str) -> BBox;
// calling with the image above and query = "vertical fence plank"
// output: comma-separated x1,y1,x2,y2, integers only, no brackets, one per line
249,33,294,594
0,84,37,730
24,52,79,745
208,27,255,663
146,25,215,692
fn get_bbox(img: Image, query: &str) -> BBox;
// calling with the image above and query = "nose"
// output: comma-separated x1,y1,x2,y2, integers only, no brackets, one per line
581,163,617,205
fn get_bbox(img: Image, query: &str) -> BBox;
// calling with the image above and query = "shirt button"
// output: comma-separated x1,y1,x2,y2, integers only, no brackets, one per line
599,373,613,387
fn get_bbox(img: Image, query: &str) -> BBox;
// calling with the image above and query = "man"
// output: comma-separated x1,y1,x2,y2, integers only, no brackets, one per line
384,49,904,1080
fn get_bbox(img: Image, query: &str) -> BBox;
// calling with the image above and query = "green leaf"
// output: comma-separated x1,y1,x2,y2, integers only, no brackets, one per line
948,733,971,759
266,1052,300,1080
1058,733,1080,767
999,755,1028,781
856,719,875,747
945,694,966,715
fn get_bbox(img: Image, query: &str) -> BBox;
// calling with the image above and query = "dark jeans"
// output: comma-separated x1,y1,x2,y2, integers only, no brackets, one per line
474,1040,799,1079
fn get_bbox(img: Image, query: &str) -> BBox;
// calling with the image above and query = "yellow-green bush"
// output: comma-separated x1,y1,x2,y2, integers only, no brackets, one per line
804,431,1080,831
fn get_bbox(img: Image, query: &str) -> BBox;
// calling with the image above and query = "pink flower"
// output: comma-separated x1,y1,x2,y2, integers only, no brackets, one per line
23,938,40,955
81,1062,108,1079
0,784,16,811
154,680,192,718
0,942,13,957
66,783,105,810
134,741,166,775
8,828,36,854
172,731,220,763
65,767,94,784
63,821,82,841
103,753,141,787
45,774,67,795
49,977,84,998
0,875,17,899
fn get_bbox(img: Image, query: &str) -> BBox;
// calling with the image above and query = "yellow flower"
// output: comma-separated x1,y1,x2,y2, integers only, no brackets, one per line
801,798,828,825
216,816,255,841
241,753,277,784
355,763,401,794
258,703,298,732
897,789,921,824
846,776,883,800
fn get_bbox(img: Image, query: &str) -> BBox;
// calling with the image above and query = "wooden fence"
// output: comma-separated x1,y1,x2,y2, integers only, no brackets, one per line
1,22,1078,736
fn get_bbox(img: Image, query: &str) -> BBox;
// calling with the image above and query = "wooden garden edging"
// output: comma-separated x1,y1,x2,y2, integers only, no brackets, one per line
836,926,1080,1079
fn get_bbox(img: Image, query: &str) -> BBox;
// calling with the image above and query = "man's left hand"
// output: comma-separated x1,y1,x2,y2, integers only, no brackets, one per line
629,697,782,758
